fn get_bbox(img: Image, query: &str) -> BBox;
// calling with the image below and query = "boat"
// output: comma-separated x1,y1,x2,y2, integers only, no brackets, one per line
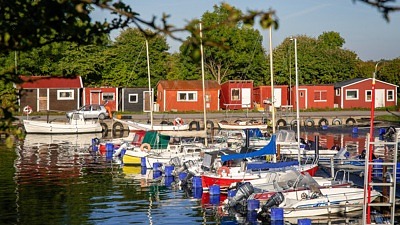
218,121,268,130
23,112,103,134
200,134,319,191
113,117,190,132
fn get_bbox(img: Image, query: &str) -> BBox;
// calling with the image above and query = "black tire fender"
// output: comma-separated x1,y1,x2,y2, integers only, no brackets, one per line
332,118,342,126
276,119,287,127
346,118,356,126
304,118,315,127
318,118,329,127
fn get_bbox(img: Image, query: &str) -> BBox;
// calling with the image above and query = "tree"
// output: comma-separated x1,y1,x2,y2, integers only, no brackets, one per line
178,4,269,85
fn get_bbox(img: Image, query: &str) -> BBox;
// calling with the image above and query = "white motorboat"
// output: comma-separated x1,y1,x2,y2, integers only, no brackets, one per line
113,117,190,131
218,121,268,130
23,113,103,134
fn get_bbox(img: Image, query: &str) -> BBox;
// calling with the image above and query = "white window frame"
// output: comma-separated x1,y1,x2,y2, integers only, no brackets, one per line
57,90,74,100
346,89,359,100
102,92,115,101
177,91,198,102
313,90,327,102
365,90,372,102
387,89,394,101
231,88,240,101
128,94,138,103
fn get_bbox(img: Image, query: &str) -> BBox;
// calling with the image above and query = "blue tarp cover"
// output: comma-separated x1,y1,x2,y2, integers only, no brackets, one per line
246,161,299,170
221,134,276,162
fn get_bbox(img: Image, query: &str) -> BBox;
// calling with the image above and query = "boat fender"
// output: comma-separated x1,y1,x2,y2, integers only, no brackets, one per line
113,143,128,157
290,119,298,127
345,118,356,126
304,118,315,127
140,143,151,152
189,121,200,131
173,117,184,126
206,120,214,130
332,118,342,126
276,119,287,127
217,166,230,176
318,118,329,127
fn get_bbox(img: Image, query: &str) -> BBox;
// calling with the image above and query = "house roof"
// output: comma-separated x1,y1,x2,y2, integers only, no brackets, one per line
18,76,83,89
334,78,398,88
157,80,220,90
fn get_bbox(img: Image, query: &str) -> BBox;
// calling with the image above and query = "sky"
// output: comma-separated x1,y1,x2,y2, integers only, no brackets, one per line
92,0,400,61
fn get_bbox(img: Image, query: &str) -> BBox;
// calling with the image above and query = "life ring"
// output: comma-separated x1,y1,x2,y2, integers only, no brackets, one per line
304,118,315,128
140,143,151,152
23,105,32,115
332,118,342,126
345,118,356,126
206,120,214,131
318,118,329,127
173,117,184,126
189,121,200,131
217,166,230,176
276,119,287,127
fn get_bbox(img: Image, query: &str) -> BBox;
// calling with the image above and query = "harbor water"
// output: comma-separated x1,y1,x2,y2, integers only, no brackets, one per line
0,127,397,225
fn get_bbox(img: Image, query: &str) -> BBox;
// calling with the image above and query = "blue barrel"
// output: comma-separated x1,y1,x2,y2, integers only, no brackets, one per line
298,218,312,225
105,142,114,159
153,162,163,172
192,176,202,188
179,172,187,181
246,210,258,224
271,220,284,225
140,157,146,167
352,127,358,134
92,145,98,152
247,199,260,211
270,207,284,220
153,170,162,179
165,176,174,187
209,194,220,205
92,138,99,145
379,127,387,135
227,189,237,199
141,166,147,175
192,187,202,199
209,185,220,195
164,165,174,177
373,158,383,178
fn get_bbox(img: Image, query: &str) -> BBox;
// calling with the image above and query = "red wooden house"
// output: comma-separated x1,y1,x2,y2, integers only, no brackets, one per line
291,85,335,110
82,87,119,112
253,85,289,110
220,80,254,110
334,78,398,109
156,80,220,112
18,76,83,112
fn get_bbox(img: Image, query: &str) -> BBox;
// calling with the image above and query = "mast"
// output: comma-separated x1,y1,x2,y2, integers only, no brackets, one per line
292,37,301,166
145,39,153,130
200,22,208,146
269,26,275,134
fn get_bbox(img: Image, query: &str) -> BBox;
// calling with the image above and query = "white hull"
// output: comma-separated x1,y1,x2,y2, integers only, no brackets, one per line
114,118,189,131
280,187,381,218
218,122,268,130
23,119,102,134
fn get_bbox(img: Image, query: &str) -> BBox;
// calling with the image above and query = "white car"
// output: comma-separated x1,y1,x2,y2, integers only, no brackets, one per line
66,104,109,120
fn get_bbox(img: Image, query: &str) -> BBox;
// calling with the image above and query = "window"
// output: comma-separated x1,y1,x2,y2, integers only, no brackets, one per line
57,90,74,100
335,89,340,96
387,90,394,101
365,90,372,102
177,91,197,102
102,93,115,101
129,94,138,103
314,90,327,102
346,89,358,100
231,88,240,101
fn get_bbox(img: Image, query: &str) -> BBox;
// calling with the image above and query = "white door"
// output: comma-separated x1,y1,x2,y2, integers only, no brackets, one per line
241,88,251,108
273,88,282,107
375,89,385,108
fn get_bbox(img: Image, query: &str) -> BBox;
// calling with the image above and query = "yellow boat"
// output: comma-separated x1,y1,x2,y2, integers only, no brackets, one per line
122,149,147,165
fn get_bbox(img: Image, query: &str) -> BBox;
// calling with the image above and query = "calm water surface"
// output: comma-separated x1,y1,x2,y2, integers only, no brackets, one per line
0,128,393,225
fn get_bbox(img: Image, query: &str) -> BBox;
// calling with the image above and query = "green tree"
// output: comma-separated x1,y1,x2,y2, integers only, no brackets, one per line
179,4,269,85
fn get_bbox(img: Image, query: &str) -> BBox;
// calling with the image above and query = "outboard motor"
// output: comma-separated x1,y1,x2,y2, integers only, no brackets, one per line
257,192,284,220
169,157,182,167
227,182,254,208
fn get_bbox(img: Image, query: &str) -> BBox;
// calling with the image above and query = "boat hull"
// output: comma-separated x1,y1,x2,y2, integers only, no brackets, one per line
23,120,102,134
218,122,268,130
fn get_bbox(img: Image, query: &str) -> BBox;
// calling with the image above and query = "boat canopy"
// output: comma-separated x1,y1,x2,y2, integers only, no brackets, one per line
221,134,276,162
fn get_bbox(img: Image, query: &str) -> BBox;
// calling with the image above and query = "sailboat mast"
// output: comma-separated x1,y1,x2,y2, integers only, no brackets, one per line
145,39,153,129
293,37,301,165
269,27,276,134
200,23,208,146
